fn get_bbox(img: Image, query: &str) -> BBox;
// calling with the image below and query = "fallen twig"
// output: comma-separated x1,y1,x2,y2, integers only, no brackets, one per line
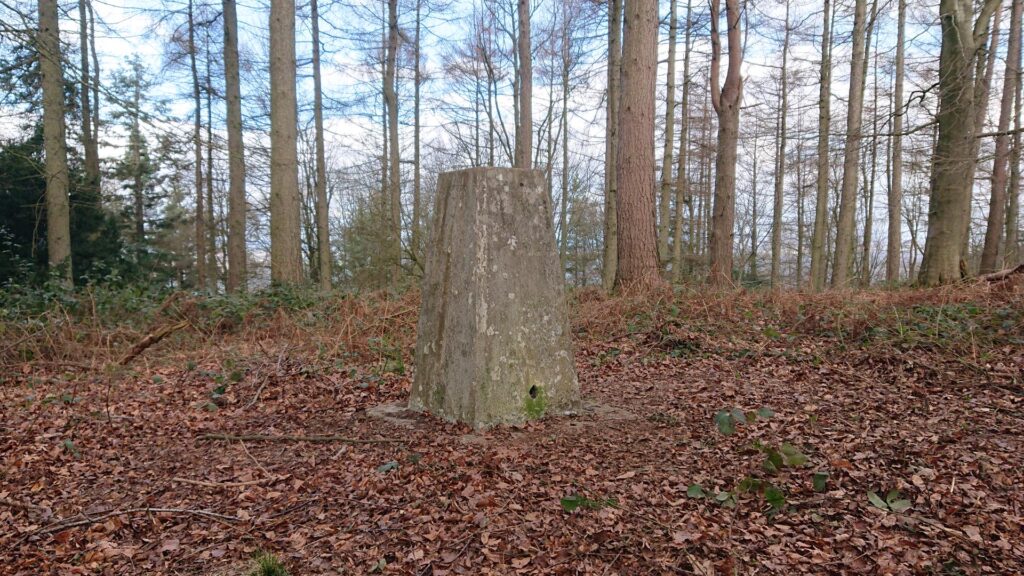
37,507,237,534
119,320,189,366
171,476,270,488
200,433,404,444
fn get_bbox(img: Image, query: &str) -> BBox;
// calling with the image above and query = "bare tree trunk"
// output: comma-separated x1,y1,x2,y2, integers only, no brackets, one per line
224,0,247,293
205,38,217,290
860,8,880,288
887,0,906,285
39,0,72,284
1008,49,1023,265
384,0,401,283
672,0,693,283
131,78,144,244
708,0,743,287
310,0,331,290
809,0,832,291
658,0,678,267
614,0,662,290
515,0,533,168
750,130,759,281
603,0,623,291
78,0,100,203
831,0,868,288
188,0,207,289
796,128,805,286
269,0,303,284
559,1,571,272
412,0,423,268
981,0,1022,273
966,7,1002,264
771,1,790,290
920,0,1001,285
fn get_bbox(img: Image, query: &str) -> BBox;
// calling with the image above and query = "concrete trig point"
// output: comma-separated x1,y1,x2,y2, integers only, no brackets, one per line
408,167,580,428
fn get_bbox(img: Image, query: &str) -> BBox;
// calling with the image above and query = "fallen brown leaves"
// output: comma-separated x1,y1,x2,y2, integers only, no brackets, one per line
1,283,1022,574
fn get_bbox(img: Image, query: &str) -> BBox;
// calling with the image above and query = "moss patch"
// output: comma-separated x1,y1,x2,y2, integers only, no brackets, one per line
524,384,546,419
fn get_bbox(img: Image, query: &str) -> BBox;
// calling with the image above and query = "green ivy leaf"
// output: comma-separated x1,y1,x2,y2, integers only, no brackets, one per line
867,491,888,510
714,410,735,435
780,443,808,467
686,484,706,498
730,408,748,425
376,461,399,474
764,485,786,513
737,476,762,493
888,499,912,513
812,472,829,493
757,406,775,419
763,449,783,473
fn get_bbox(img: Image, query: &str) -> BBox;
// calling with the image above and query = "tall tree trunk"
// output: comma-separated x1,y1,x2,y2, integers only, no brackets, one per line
205,37,217,290
887,0,906,285
131,79,144,244
269,0,303,283
559,2,571,272
88,3,99,148
708,0,743,287
311,0,331,290
412,0,423,267
603,0,623,291
78,0,100,202
1008,48,1023,265
809,0,832,291
920,0,1001,285
39,0,72,284
860,10,880,288
658,0,678,267
981,0,1022,272
188,0,206,289
384,0,401,283
672,0,693,283
614,0,662,290
515,0,533,168
795,128,805,286
831,0,868,288
224,0,247,293
965,7,1002,263
771,1,790,289
750,130,759,281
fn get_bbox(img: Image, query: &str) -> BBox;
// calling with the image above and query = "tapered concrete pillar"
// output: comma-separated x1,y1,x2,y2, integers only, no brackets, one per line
409,168,579,428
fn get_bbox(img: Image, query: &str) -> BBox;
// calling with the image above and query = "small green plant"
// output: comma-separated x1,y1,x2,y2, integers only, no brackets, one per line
560,492,618,513
757,441,809,473
687,477,785,514
249,551,289,576
713,405,773,435
62,439,80,457
867,489,912,513
368,336,404,375
376,460,399,474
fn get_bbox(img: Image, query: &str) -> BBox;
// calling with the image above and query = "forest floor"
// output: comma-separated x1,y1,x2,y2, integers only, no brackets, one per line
2,280,1023,575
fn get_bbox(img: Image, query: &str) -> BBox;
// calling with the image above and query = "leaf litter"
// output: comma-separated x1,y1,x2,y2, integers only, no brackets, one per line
1,282,1022,574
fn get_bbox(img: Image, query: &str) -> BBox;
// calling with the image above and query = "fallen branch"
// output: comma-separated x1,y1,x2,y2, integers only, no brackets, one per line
200,433,404,444
978,263,1024,282
119,320,189,366
37,507,237,534
171,477,270,488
